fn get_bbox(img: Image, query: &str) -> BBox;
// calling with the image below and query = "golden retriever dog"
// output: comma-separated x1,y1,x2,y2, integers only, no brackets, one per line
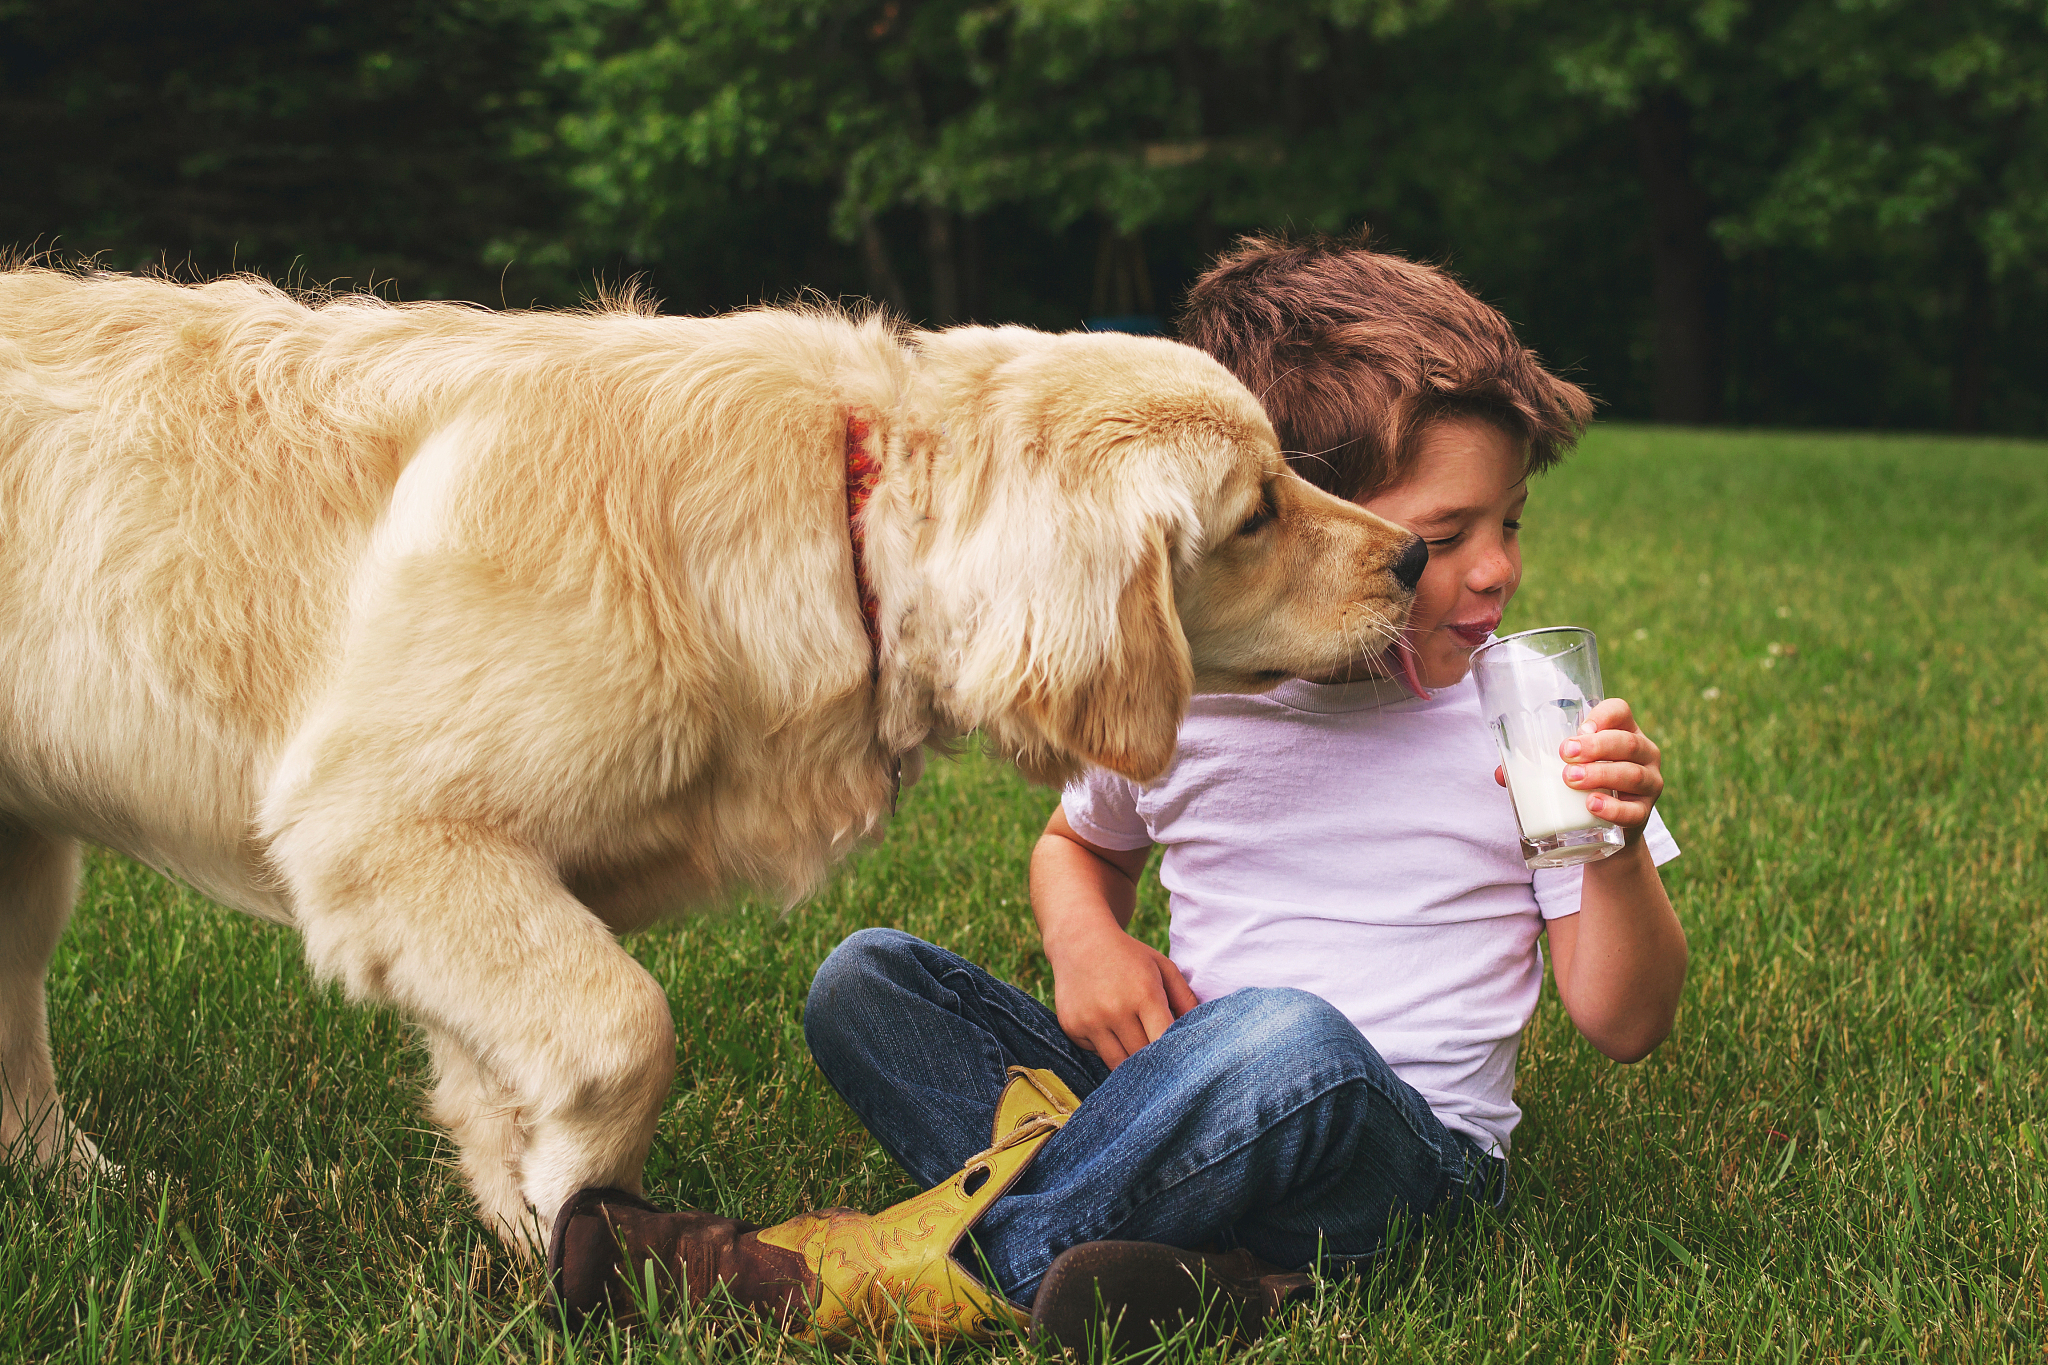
0,267,1424,1251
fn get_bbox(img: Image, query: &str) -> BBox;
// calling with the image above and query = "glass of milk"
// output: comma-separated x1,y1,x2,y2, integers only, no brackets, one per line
1470,627,1627,869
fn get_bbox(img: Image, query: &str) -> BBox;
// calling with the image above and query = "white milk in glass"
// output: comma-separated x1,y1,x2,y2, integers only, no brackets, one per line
1471,626,1625,869
1493,699,1612,840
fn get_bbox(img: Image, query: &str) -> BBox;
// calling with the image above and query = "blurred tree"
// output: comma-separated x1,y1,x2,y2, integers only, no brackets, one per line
1519,0,1787,424
3,0,2045,432
537,0,980,317
538,0,1560,324
0,0,579,302
1511,0,2048,430
1728,0,2048,432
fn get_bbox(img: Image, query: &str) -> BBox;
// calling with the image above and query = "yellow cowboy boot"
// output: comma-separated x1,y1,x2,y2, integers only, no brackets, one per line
550,1065,1081,1345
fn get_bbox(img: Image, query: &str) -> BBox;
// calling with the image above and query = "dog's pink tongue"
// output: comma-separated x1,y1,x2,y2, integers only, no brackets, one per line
1389,630,1431,701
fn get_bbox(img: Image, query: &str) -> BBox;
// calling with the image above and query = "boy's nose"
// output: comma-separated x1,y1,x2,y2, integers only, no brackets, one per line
1391,536,1428,591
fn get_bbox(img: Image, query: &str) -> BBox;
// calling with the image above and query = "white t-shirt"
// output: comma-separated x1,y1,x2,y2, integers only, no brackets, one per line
1061,672,1679,1157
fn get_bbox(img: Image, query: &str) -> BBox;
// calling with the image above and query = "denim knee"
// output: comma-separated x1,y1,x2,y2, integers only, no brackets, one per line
1197,987,1375,1077
803,927,924,1050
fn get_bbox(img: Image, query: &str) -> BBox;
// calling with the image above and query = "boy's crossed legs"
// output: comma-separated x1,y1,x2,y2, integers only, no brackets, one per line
804,928,1504,1302
549,927,1502,1346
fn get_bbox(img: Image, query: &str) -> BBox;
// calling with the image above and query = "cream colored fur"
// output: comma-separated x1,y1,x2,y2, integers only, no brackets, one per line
0,267,1419,1250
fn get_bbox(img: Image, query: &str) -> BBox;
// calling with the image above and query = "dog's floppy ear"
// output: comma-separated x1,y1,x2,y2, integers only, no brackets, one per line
1027,524,1192,785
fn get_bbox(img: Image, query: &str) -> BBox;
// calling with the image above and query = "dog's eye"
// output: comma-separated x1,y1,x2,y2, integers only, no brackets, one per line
1236,492,1275,537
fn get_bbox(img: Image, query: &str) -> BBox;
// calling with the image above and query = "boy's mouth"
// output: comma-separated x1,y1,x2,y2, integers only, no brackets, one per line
1445,615,1502,649
1382,614,1498,697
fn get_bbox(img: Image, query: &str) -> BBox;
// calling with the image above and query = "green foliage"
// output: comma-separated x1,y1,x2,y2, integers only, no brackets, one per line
0,0,584,303
6,1,2048,414
4,425,2045,1361
1733,0,2048,281
541,0,1514,247
530,0,2048,428
1516,0,2048,426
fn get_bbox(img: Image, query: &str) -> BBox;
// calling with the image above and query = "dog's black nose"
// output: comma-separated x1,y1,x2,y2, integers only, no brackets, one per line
1391,535,1429,591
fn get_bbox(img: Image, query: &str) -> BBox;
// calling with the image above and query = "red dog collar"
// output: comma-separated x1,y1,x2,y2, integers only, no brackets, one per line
845,414,882,667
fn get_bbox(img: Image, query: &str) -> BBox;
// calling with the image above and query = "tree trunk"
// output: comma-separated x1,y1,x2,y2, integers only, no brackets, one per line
858,208,910,317
1091,227,1154,317
1951,245,1990,432
924,205,959,326
1728,249,1777,424
1634,92,1726,424
957,213,985,322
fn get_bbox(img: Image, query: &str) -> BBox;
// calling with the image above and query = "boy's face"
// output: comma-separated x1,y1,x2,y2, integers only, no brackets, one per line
1361,415,1527,691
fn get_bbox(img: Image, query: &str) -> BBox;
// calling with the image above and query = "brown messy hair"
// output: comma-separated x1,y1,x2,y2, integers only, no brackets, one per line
1178,231,1595,501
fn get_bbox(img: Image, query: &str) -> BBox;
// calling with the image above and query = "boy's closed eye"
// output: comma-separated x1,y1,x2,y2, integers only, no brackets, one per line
1423,517,1521,550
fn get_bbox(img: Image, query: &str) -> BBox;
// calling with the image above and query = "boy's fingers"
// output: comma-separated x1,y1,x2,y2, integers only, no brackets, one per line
1138,995,1175,1046
1065,1008,1125,1067
1090,1029,1130,1070
1588,792,1655,827
1112,1017,1153,1066
1160,958,1200,1017
1566,761,1657,798
1585,697,1637,733
1562,729,1659,766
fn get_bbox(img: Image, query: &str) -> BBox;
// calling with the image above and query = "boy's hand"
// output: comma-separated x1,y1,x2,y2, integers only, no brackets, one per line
1031,806,1194,1069
1045,922,1198,1069
1496,697,1663,843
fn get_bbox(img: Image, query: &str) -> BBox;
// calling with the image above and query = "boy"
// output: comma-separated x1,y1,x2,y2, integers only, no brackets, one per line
549,234,1686,1349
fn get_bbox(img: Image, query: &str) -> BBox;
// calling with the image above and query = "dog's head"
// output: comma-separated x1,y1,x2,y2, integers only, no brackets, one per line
881,326,1422,787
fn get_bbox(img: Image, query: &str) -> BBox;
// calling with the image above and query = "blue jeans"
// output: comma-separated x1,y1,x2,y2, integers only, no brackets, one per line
802,928,1506,1304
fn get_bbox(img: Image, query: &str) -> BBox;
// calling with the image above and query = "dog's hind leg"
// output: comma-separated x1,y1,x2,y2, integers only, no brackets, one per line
279,820,675,1258
0,823,108,1175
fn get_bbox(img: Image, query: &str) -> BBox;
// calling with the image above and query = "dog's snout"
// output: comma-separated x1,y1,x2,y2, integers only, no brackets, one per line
1391,536,1428,592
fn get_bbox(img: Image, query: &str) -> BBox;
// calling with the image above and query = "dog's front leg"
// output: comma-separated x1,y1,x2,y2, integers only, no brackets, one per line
421,1024,531,1243
274,819,676,1256
0,824,112,1177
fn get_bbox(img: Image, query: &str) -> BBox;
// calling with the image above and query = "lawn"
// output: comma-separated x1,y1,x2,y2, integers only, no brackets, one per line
3,424,2043,1363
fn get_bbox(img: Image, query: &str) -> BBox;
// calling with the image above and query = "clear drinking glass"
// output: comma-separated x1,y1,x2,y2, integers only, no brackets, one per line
1470,626,1627,869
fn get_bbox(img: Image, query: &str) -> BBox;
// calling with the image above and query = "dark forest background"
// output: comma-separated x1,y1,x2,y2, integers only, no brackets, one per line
6,0,2048,433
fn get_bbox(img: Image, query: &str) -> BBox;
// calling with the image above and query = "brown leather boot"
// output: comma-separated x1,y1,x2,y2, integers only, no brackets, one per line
1029,1241,1313,1356
547,1188,813,1333
549,1066,1082,1343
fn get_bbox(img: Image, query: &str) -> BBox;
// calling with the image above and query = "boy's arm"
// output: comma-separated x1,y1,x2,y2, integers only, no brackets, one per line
1529,699,1689,1063
1031,806,1198,1068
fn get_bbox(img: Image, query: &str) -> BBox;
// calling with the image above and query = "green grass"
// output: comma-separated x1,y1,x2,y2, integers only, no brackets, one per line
4,424,2045,1363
